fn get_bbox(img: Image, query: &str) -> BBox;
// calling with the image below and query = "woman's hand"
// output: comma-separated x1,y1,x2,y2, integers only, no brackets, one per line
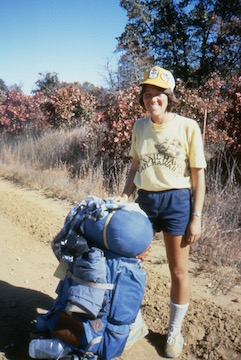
109,194,129,203
185,216,202,244
186,167,205,244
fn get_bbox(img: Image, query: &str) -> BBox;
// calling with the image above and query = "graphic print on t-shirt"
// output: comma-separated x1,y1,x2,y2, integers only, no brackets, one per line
155,138,182,157
138,137,189,177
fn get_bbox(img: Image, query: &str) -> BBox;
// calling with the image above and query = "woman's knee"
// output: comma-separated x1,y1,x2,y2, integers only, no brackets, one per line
169,265,189,282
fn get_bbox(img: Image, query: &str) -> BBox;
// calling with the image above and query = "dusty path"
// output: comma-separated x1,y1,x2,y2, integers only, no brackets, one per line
0,178,240,360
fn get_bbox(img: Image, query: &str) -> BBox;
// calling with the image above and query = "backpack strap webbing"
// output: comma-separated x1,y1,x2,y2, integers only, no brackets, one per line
103,211,115,250
67,271,114,290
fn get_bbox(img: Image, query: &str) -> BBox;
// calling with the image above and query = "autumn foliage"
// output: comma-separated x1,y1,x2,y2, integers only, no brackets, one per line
99,85,146,160
0,91,46,134
0,72,240,167
41,84,99,129
175,72,241,162
215,73,241,159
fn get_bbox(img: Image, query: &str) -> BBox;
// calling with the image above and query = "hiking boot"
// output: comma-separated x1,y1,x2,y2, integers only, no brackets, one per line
124,320,149,350
165,331,184,358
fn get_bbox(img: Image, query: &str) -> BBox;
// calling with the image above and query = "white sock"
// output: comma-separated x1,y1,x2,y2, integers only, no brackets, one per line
168,301,189,334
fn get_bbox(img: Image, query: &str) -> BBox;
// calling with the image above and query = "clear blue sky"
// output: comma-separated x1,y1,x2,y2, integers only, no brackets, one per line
0,0,127,94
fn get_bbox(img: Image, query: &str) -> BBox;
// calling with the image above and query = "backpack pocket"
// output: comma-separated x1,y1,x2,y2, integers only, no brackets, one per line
109,265,146,325
98,323,129,359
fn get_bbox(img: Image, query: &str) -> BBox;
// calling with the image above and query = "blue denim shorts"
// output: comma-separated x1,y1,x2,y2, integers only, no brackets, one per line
136,189,191,235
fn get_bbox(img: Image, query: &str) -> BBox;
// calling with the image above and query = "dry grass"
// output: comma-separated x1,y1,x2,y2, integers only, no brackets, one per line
191,155,241,268
0,128,126,203
190,153,241,292
0,129,240,282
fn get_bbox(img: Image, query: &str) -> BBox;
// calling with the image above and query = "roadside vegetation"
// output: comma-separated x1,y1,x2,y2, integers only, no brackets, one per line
0,0,240,290
0,124,240,286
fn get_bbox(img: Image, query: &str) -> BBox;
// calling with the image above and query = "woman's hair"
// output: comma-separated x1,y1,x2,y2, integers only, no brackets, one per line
139,85,180,112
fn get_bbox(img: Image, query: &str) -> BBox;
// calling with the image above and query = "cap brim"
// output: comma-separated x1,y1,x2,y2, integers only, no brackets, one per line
139,78,170,89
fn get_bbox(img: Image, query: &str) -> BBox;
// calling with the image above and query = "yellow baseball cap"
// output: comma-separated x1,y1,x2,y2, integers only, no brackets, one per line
140,66,175,91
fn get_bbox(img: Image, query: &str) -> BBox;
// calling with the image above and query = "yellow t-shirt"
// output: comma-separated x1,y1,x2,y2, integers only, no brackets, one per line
130,114,206,191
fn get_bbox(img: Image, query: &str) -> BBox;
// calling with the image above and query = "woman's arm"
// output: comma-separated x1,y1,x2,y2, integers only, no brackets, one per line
185,167,206,244
117,157,140,203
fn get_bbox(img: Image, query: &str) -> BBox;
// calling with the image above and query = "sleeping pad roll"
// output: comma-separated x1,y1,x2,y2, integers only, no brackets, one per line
83,203,153,257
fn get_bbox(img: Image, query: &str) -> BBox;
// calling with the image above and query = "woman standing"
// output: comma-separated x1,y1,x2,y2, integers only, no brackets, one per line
118,66,206,358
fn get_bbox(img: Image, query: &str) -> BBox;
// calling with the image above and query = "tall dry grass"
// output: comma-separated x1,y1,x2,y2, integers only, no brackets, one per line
0,128,127,202
191,151,241,278
0,129,240,277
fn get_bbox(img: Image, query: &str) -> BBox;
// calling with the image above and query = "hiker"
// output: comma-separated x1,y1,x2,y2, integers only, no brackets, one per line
115,66,206,358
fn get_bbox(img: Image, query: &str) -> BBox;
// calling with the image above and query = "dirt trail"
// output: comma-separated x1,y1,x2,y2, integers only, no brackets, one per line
0,178,240,360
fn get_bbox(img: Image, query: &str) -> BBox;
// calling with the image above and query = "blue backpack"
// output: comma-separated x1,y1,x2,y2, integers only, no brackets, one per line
36,251,146,359
33,198,152,359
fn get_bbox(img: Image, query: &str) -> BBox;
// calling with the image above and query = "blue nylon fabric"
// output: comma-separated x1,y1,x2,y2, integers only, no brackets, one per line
97,322,129,359
84,208,153,257
51,196,125,261
72,247,106,282
36,197,149,359
106,256,146,325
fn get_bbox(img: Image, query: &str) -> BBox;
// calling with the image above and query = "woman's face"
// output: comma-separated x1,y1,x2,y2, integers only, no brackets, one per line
142,85,168,120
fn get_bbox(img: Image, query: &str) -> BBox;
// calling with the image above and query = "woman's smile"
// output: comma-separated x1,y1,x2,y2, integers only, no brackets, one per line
143,85,168,122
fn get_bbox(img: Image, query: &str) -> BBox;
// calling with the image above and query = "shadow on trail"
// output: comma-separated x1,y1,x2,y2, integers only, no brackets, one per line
0,281,169,360
0,281,54,360
146,330,168,358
